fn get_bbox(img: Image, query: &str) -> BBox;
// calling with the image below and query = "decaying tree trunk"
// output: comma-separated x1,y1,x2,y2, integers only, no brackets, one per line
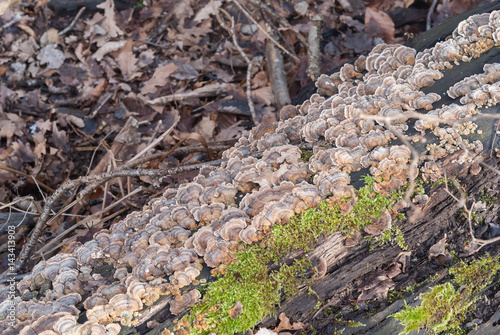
117,7,500,335
123,151,500,335
261,151,500,334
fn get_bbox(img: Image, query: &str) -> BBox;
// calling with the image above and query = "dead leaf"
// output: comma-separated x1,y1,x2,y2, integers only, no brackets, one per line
251,86,275,105
11,36,39,63
37,44,65,70
40,28,59,46
365,7,395,43
116,40,141,81
59,114,85,128
228,301,243,319
0,0,21,16
11,141,36,163
251,71,269,89
141,63,178,95
32,131,46,160
215,121,249,141
0,113,25,138
339,15,365,31
173,0,194,27
450,0,477,16
138,49,155,68
171,61,198,81
275,312,305,332
51,122,69,152
394,0,415,8
0,84,17,110
193,115,216,141
193,0,221,22
357,277,395,301
428,234,453,265
92,40,128,61
96,0,124,38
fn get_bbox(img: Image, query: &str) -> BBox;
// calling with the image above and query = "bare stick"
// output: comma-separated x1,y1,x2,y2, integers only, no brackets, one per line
443,175,500,254
141,82,227,105
307,15,323,81
266,26,292,109
212,2,259,125
489,120,500,158
34,188,142,258
0,11,33,33
247,57,259,124
0,164,55,193
59,6,86,36
129,113,180,163
427,0,439,31
383,121,422,222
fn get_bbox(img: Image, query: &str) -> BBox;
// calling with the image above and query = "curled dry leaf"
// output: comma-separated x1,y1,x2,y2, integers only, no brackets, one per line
365,7,395,43
228,300,243,319
275,312,306,332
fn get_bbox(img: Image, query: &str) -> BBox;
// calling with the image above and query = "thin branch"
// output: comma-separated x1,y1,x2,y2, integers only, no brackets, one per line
443,175,500,255
128,113,180,163
427,0,439,31
141,82,227,105
0,11,33,33
59,6,86,36
489,120,499,158
0,165,55,193
212,1,259,124
307,15,323,81
266,26,291,109
34,189,141,258
247,57,259,124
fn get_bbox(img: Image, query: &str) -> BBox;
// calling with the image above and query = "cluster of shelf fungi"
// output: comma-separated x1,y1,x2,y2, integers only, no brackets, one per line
1,8,500,335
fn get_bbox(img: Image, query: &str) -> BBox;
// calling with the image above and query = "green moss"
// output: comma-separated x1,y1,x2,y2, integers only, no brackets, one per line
300,148,314,163
478,189,498,205
392,254,500,335
182,176,405,334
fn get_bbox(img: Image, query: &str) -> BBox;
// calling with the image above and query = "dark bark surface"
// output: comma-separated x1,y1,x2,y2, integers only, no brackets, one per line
261,151,500,334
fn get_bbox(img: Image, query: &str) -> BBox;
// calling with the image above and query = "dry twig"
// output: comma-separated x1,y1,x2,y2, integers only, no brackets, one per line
382,121,422,222
266,26,292,109
59,6,86,36
211,1,259,125
443,175,500,255
427,0,439,31
141,83,227,105
307,15,323,81
34,188,142,259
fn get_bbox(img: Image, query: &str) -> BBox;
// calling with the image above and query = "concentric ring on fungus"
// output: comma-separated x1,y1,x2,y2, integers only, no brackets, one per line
4,9,500,335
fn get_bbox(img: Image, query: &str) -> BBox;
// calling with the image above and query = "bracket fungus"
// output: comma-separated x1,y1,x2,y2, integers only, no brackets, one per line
3,9,500,335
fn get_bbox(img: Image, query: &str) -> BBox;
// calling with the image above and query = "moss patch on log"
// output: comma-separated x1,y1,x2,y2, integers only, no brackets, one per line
180,176,406,334
392,253,500,334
